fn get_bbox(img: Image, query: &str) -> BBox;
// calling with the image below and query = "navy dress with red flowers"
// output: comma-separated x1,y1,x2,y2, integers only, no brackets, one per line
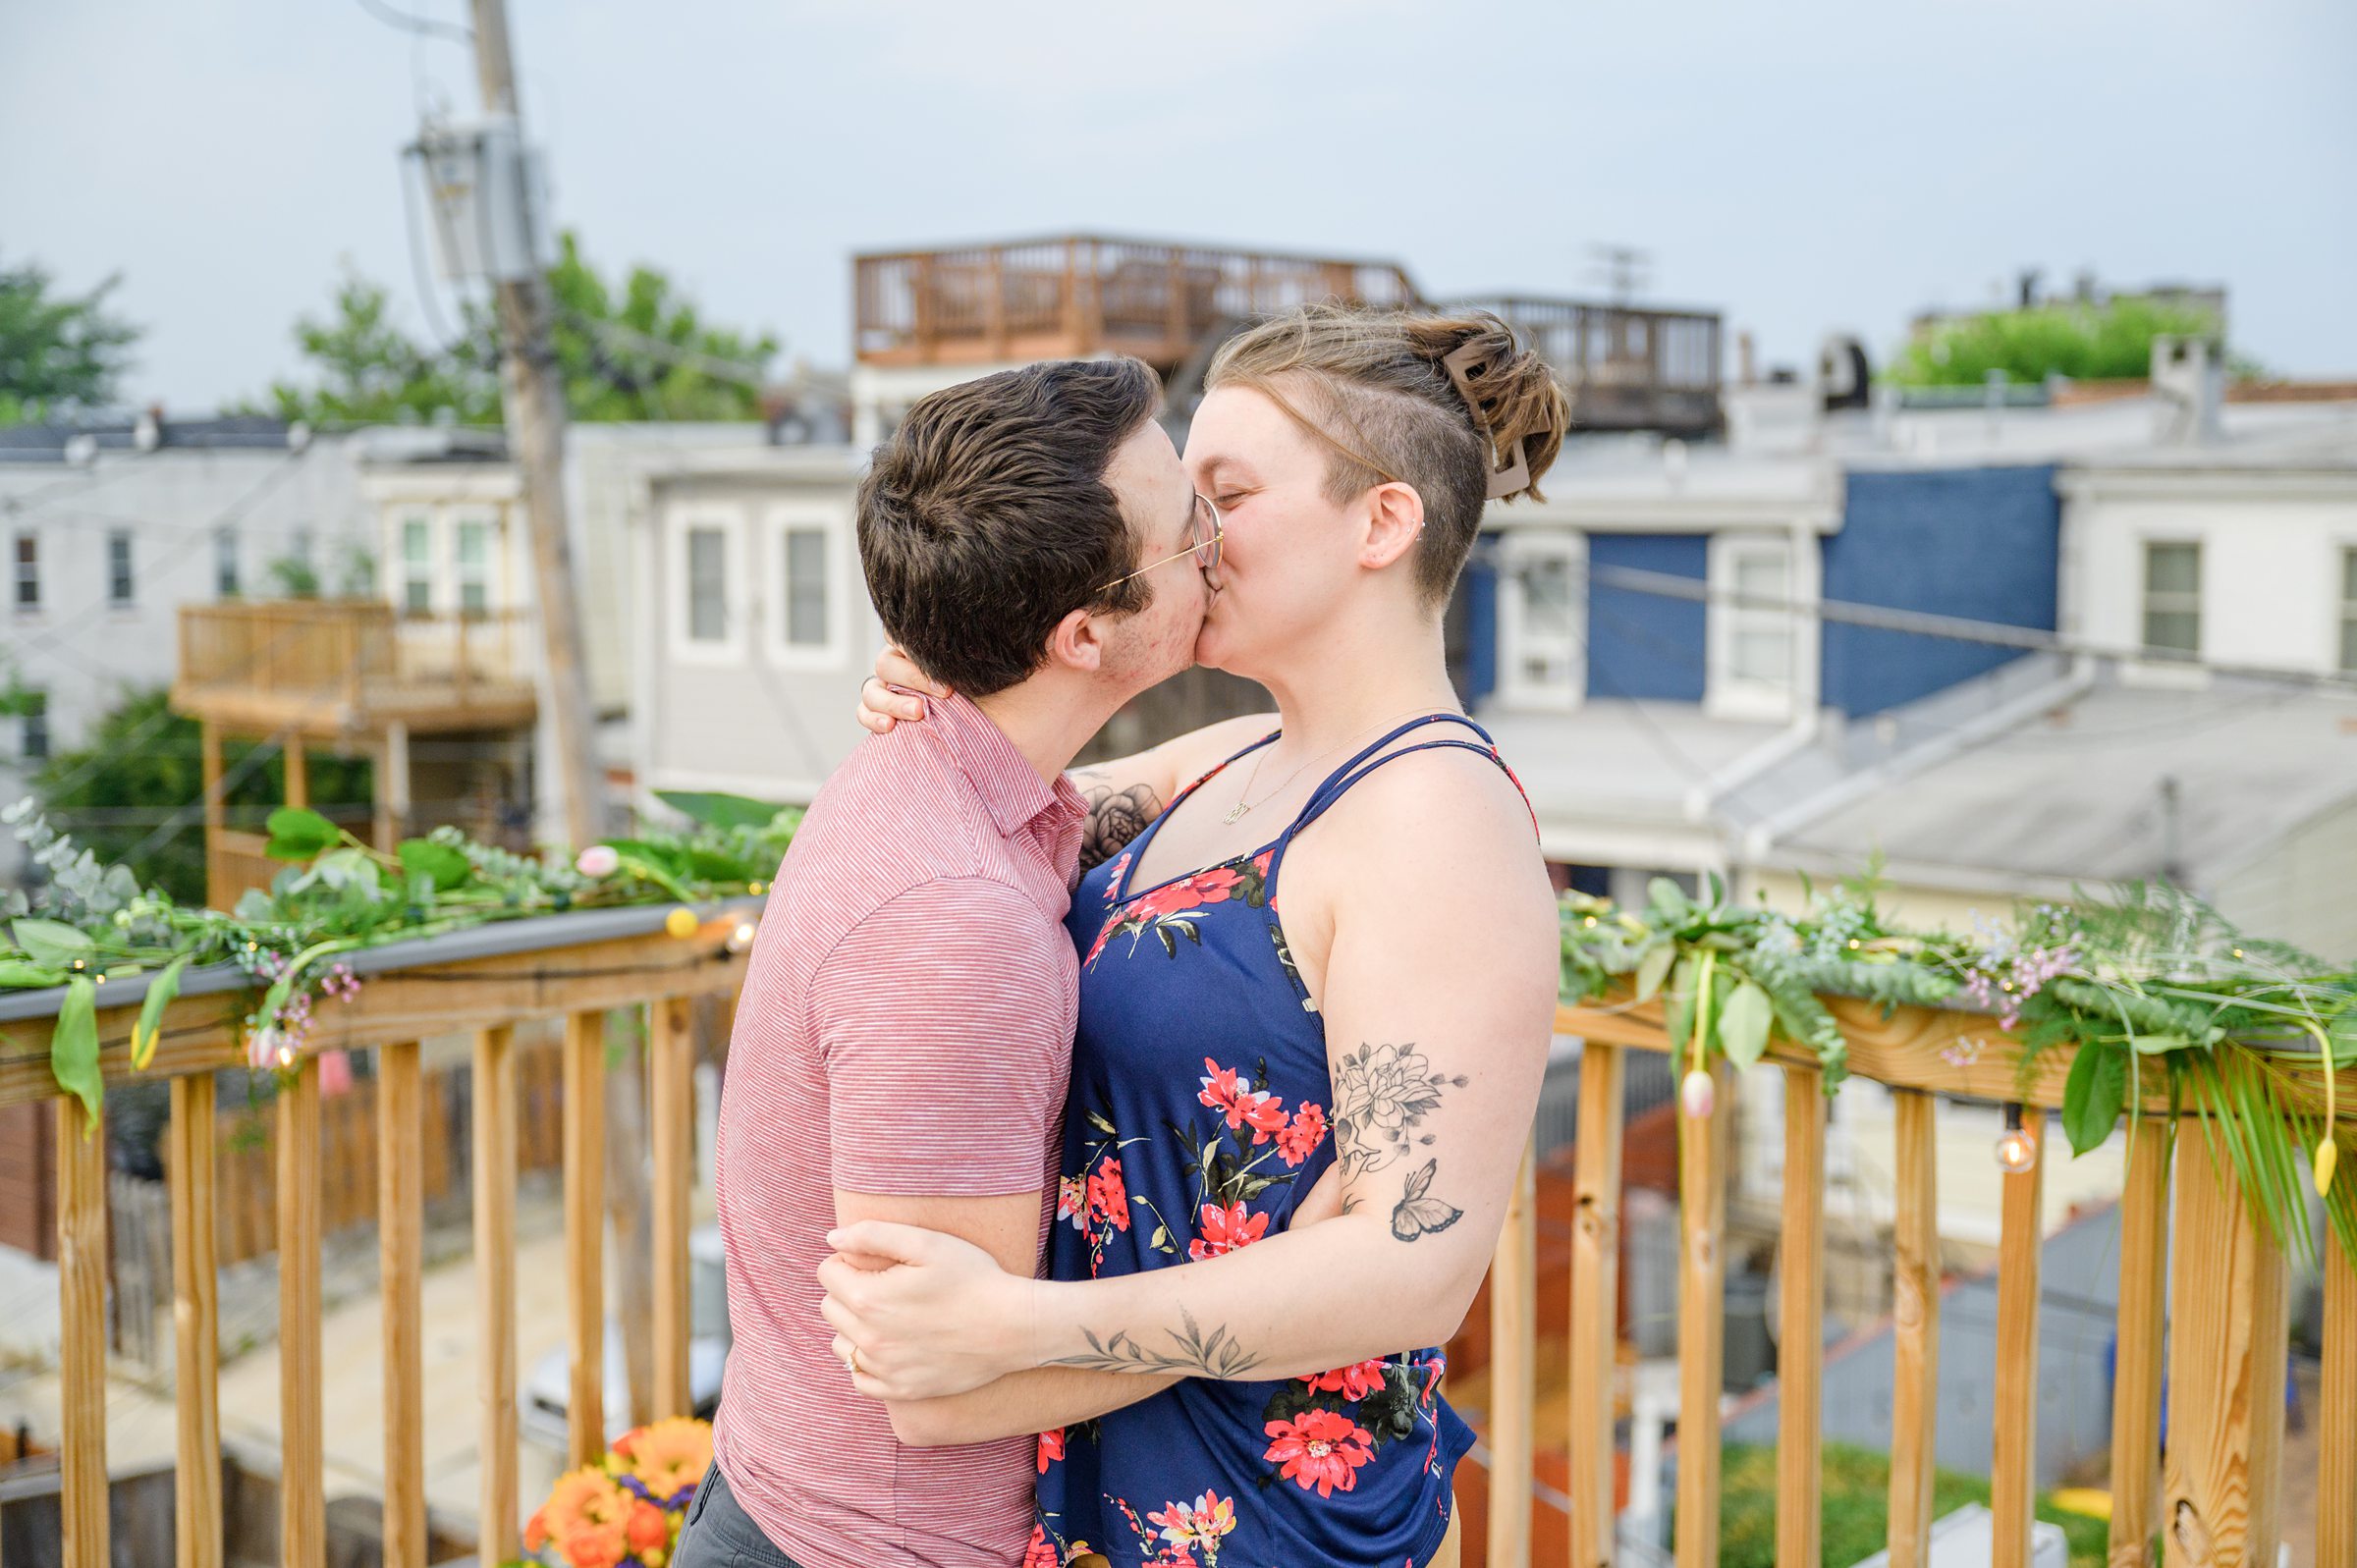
1031,715,1523,1568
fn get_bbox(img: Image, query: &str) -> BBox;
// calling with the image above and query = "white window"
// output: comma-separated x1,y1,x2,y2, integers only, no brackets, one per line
671,508,746,664
2339,547,2357,675
784,527,828,646
1497,533,1584,709
1709,534,1797,718
454,515,494,618
12,531,37,611
215,526,241,598
400,516,434,615
764,504,850,668
19,690,47,762
106,529,135,607
2141,541,2201,658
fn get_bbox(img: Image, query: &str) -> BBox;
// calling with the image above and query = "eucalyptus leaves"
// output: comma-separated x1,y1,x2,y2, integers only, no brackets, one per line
5,789,797,1131
1560,873,2357,1267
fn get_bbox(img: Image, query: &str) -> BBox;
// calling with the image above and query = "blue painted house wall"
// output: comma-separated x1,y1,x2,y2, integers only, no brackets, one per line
1586,533,1708,702
1820,465,2059,719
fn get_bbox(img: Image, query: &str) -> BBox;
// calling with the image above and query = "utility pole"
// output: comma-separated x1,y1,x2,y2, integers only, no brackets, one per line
467,0,604,851
465,0,655,1442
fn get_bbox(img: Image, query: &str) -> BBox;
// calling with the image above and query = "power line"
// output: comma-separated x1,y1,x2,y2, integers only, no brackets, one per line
354,0,472,46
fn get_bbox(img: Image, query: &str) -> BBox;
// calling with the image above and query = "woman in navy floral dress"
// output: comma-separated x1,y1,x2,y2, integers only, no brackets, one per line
825,306,1569,1568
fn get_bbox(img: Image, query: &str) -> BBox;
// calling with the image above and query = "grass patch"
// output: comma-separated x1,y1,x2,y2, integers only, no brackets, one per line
1705,1441,2111,1567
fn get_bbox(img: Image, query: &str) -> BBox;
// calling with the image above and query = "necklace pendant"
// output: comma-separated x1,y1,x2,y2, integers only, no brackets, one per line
1224,801,1252,826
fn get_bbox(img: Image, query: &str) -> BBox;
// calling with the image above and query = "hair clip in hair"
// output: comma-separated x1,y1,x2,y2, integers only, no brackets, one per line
1442,341,1532,500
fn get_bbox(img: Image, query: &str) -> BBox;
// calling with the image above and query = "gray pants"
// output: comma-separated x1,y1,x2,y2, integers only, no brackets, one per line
672,1462,806,1568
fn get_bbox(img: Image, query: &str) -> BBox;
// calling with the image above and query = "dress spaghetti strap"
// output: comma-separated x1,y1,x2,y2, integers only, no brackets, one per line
1265,713,1530,888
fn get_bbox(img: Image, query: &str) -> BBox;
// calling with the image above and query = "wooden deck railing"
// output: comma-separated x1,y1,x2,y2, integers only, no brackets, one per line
1446,297,1725,437
1467,990,2357,1568
8,922,2350,1568
0,902,754,1568
175,601,535,730
853,235,1421,369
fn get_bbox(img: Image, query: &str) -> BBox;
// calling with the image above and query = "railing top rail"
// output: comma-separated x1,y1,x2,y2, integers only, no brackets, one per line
853,232,1418,280
1447,294,1726,328
0,898,760,1108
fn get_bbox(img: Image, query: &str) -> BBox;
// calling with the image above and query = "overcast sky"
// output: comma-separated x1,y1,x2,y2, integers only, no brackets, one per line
7,0,2352,412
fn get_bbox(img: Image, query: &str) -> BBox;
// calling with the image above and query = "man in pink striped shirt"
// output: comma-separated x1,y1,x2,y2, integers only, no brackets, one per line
680,358,1212,1568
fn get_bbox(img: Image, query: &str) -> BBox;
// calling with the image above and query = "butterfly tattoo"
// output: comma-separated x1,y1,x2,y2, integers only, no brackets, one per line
1390,1159,1463,1243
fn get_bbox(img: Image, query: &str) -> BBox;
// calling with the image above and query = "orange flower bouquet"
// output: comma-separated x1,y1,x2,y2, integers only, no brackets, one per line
521,1417,714,1568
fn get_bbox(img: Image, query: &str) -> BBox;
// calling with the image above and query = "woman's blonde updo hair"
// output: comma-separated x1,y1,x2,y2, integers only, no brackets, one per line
1204,304,1570,607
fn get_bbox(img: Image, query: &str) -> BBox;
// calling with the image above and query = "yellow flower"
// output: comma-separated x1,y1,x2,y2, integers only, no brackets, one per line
665,907,700,940
538,1467,631,1566
627,1416,714,1506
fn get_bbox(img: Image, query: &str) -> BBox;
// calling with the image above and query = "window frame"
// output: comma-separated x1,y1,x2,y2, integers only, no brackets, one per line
1495,530,1586,712
762,501,850,671
215,525,241,599
398,513,436,617
2139,539,2203,660
12,529,38,612
2337,544,2357,676
452,511,498,621
669,506,747,666
106,528,136,608
1707,531,1801,721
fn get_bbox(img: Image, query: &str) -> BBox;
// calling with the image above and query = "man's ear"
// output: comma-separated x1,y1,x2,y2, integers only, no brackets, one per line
1360,480,1426,571
1041,605,1107,674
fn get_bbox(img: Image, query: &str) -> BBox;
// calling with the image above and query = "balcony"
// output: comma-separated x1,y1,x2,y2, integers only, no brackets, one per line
3,933,2347,1567
1451,297,1725,438
173,600,537,738
853,235,1420,372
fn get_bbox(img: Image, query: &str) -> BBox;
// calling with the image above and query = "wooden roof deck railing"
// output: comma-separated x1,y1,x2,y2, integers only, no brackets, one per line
174,600,537,735
1446,297,1726,437
853,235,1420,370
4,937,2349,1567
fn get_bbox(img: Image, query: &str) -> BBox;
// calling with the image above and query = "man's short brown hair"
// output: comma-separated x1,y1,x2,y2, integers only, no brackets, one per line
857,357,1163,698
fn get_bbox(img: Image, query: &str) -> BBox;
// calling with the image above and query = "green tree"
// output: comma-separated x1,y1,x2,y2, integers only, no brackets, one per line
31,687,371,905
0,254,142,424
256,234,776,427
255,269,501,427
1890,296,2234,387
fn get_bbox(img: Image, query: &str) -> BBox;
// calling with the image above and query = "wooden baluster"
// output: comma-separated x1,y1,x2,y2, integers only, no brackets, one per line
284,731,308,810
279,1054,325,1568
474,1025,521,1563
1674,1061,1729,1568
2109,1121,2170,1568
566,1009,609,1466
1567,1043,1625,1568
1778,1066,1826,1568
58,1102,109,1568
1992,1111,2046,1568
378,1041,425,1568
1487,1136,1538,1568
2322,1202,2356,1568
1888,1090,1941,1568
171,1074,224,1568
651,997,697,1419
2165,1125,2287,1568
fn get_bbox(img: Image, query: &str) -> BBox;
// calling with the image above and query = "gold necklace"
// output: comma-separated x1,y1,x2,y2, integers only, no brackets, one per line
1222,707,1454,826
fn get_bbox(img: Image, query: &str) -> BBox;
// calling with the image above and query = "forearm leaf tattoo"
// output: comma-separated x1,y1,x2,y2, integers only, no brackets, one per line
1330,1042,1467,1178
1046,1307,1264,1379
1077,780,1161,871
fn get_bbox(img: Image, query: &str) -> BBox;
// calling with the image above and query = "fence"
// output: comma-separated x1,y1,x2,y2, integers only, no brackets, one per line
1465,991,2357,1568
853,235,1420,369
0,902,751,1568
5,907,2351,1568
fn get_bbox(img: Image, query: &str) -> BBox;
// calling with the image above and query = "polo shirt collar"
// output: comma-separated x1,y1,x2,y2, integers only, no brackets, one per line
925,691,1088,843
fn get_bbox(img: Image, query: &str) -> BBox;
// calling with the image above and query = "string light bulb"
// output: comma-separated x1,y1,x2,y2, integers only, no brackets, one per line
1994,1102,2038,1174
727,921,756,954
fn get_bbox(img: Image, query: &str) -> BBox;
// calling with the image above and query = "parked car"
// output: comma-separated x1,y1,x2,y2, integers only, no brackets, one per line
522,1223,729,1453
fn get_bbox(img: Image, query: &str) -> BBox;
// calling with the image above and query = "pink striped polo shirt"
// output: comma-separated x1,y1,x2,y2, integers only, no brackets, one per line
712,692,1085,1568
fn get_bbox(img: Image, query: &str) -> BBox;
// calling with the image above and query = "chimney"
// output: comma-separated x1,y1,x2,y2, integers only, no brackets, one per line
2150,336,2223,446
1736,331,1757,387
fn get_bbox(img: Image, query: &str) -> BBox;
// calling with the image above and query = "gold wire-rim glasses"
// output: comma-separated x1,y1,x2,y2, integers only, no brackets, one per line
1099,492,1225,593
